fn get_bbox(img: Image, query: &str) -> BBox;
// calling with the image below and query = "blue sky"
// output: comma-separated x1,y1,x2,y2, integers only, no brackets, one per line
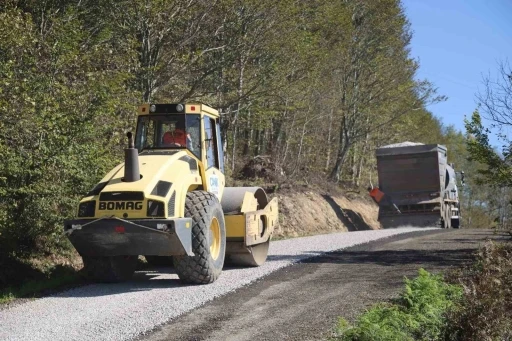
402,0,512,148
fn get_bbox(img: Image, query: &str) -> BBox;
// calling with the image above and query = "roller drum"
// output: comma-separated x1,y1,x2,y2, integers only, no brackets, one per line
221,187,272,267
221,187,269,214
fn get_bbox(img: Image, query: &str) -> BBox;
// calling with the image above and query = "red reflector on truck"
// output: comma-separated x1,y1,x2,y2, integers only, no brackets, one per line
115,226,125,233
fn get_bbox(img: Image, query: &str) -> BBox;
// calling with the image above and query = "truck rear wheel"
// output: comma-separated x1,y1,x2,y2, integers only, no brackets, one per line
82,255,137,283
173,191,226,284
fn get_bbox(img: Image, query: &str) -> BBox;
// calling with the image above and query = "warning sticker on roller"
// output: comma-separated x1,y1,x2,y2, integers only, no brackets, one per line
209,174,220,197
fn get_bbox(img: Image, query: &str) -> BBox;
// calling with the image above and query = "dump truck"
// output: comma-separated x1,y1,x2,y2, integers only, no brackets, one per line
374,142,463,229
64,103,278,284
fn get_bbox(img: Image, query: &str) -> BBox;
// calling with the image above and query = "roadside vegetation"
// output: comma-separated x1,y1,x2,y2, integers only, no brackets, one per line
444,240,512,341
331,269,462,341
330,239,512,341
0,269,80,305
0,249,83,304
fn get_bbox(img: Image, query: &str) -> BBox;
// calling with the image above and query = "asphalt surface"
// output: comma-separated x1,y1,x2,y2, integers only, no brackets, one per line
140,228,506,341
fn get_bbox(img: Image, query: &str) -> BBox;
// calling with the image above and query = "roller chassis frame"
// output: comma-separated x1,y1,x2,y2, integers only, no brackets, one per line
64,217,194,257
64,196,278,259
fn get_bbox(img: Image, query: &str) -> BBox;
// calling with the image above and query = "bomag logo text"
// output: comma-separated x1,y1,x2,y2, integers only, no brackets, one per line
99,201,144,210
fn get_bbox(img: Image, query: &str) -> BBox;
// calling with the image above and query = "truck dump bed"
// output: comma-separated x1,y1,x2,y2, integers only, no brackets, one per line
375,142,448,227
376,143,447,200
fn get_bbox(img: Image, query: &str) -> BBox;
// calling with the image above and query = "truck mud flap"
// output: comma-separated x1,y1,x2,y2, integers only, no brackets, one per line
379,214,441,229
63,217,193,257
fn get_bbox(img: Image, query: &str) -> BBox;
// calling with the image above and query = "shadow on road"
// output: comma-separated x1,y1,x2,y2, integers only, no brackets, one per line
302,248,477,267
266,247,476,267
267,229,488,267
266,251,324,263
50,261,274,298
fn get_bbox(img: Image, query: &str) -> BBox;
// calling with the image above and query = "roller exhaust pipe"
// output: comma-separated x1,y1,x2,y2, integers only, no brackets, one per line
124,132,140,182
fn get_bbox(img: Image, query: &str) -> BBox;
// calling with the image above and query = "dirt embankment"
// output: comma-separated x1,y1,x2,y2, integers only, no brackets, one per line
271,189,380,238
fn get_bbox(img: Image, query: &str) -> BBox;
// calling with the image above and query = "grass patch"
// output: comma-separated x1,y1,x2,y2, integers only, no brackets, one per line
331,268,462,341
0,255,154,305
0,271,82,304
0,250,84,305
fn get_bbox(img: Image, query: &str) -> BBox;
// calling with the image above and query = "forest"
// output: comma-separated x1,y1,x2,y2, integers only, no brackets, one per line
0,0,510,263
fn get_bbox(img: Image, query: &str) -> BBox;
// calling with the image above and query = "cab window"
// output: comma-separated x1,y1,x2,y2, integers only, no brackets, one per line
135,114,201,159
216,121,225,173
186,114,201,159
203,117,219,169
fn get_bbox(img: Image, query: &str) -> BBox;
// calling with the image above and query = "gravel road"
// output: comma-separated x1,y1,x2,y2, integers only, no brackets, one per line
0,228,433,341
140,228,505,341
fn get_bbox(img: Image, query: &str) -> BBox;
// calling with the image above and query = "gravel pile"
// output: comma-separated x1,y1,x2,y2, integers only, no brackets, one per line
379,141,424,148
0,227,436,341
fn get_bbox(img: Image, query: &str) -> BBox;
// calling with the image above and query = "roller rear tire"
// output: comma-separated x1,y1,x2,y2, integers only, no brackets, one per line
82,255,137,283
173,191,226,284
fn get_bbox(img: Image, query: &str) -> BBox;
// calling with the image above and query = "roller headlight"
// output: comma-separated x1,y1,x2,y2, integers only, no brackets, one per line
147,200,165,217
78,201,96,217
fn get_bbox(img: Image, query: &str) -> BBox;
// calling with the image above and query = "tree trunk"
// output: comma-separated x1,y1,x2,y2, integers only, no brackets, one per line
231,124,238,171
330,114,350,182
330,142,350,182
293,116,309,176
242,110,251,155
351,144,358,183
355,131,369,187
231,49,246,171
325,108,334,171
280,110,296,169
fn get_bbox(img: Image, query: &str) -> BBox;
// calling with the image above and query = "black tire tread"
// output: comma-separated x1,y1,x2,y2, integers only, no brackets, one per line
173,191,225,284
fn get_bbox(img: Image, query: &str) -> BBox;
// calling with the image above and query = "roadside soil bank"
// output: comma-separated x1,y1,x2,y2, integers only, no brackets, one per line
273,188,380,238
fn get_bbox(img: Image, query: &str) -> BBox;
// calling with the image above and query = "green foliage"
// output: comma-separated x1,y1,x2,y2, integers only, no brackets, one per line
464,110,512,187
444,241,512,341
332,243,512,341
332,269,462,341
463,60,512,230
438,125,508,229
0,4,138,261
0,268,81,304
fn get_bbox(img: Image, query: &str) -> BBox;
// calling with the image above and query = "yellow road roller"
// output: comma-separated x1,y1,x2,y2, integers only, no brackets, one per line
64,103,278,284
